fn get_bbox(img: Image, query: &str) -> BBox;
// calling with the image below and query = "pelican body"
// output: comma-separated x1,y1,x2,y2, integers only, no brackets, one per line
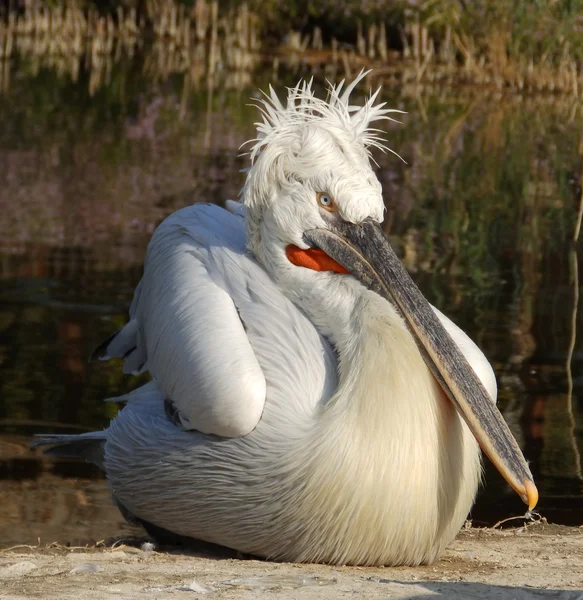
39,74,537,566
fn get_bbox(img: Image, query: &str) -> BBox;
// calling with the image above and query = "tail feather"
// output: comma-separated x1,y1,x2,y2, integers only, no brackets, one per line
89,319,147,374
35,382,162,467
34,432,107,469
89,329,121,362
104,380,160,404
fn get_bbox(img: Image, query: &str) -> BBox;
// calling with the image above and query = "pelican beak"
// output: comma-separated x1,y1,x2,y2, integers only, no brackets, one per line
304,219,538,510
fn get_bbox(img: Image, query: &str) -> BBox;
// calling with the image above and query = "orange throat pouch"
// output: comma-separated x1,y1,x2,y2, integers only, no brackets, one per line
285,245,349,274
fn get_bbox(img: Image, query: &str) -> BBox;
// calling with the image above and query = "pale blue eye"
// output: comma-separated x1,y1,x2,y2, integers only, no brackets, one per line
317,192,335,209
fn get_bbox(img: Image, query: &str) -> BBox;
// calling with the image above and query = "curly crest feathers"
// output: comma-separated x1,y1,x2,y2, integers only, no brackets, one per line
241,71,402,262
245,70,402,163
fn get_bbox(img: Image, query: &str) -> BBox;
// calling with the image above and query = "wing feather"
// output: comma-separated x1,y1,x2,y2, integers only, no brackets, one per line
132,204,267,437
95,202,336,438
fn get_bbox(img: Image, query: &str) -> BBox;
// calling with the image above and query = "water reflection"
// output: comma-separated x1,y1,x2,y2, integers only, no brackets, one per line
0,60,582,547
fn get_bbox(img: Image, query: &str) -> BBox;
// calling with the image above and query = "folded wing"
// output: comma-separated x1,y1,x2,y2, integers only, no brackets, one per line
95,203,271,437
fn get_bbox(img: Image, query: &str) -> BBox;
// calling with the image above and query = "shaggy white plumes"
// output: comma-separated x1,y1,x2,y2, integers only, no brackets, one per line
245,70,400,163
241,71,401,266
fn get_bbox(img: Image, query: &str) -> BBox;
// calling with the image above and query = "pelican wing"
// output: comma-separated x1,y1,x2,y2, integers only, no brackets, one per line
97,203,277,437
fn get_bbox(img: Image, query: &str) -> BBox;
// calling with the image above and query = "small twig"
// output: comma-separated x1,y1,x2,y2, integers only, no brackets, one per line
492,510,543,529
565,141,583,482
572,177,583,243
46,542,92,551
110,537,137,550
0,544,39,553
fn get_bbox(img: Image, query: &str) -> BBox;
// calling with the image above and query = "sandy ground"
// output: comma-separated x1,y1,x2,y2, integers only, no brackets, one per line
1,525,582,599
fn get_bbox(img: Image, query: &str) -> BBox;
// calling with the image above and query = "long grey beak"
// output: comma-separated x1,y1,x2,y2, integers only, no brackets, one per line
304,219,538,510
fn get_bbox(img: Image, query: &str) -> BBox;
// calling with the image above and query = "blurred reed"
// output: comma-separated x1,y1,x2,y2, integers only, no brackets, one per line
0,0,261,95
1,1,582,96
277,21,581,98
272,0,583,97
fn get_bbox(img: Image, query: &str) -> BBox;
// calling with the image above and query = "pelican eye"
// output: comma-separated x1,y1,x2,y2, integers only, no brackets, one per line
317,192,337,212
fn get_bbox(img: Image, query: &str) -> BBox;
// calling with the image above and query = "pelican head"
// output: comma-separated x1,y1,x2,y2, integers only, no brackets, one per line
242,71,537,511
243,73,386,275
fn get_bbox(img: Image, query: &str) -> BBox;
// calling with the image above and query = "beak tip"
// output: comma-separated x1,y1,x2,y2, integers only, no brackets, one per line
524,480,539,510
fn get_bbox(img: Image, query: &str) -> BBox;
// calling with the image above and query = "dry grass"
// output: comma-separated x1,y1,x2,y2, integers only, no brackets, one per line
2,1,583,96
0,0,260,95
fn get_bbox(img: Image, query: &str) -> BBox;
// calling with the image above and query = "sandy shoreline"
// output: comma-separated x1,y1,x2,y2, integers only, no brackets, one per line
1,525,582,599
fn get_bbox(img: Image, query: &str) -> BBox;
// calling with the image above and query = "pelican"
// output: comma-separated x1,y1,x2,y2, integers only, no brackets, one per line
39,72,537,567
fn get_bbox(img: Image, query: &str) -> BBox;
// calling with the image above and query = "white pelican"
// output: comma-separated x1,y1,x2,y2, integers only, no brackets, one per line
39,72,537,567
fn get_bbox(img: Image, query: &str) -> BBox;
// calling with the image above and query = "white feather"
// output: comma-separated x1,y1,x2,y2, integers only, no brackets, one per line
101,202,493,565
42,75,499,566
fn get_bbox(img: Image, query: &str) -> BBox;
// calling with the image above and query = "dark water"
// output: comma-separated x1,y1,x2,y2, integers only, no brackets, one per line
1,57,583,547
